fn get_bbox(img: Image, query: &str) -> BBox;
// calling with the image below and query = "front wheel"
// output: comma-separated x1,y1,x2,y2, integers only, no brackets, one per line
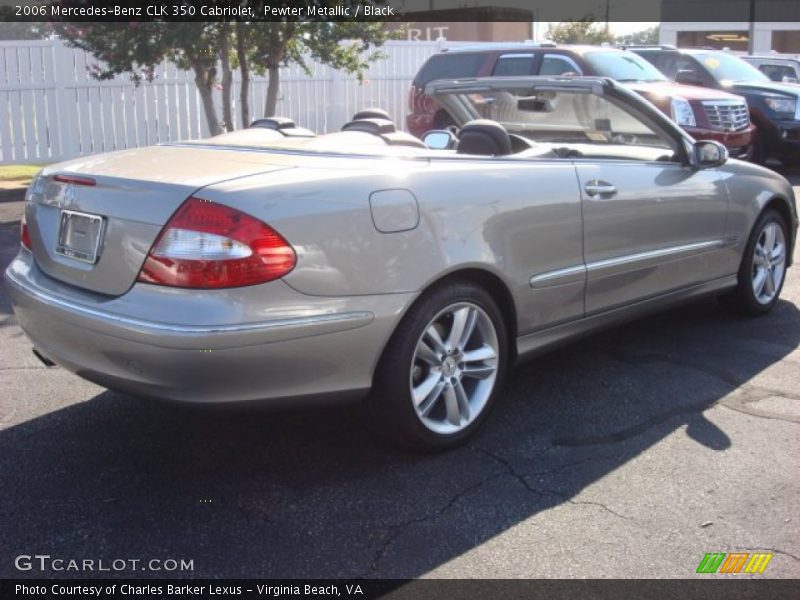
747,130,766,165
364,281,508,451
720,209,789,315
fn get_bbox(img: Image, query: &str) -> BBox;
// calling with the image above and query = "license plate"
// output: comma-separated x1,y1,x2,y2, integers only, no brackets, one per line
55,210,105,264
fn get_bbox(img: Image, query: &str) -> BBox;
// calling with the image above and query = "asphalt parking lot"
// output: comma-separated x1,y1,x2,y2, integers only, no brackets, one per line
0,170,798,580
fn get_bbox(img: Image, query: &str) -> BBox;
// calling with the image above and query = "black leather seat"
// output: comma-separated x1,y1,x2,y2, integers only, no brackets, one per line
456,120,512,156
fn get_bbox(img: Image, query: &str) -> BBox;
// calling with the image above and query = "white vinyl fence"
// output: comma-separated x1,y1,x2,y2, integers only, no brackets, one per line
0,39,459,164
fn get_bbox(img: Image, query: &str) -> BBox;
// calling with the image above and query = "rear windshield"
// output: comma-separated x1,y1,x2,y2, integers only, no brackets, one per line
584,51,667,82
414,53,486,88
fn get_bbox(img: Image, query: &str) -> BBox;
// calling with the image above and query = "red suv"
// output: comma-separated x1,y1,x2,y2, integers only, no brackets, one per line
407,44,755,157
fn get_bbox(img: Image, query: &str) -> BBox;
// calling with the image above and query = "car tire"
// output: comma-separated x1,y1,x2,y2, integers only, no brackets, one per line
719,208,789,316
364,281,508,451
748,130,766,165
778,154,800,169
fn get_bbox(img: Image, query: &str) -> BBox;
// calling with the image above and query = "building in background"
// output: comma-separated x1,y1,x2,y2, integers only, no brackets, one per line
660,22,800,53
389,9,534,42
660,0,800,53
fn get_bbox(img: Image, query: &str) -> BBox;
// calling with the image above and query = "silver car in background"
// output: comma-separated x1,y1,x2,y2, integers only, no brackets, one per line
5,77,798,450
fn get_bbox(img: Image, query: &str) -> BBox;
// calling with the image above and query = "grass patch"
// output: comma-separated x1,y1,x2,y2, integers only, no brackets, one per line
0,164,45,182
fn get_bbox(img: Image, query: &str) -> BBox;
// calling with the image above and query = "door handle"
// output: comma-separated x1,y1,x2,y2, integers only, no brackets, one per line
584,180,617,197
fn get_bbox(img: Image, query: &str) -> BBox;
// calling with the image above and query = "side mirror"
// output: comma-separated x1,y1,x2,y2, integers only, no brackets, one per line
675,69,704,86
694,140,728,169
422,129,457,150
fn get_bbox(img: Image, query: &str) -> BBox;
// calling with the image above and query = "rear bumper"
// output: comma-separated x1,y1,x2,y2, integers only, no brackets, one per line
5,252,413,405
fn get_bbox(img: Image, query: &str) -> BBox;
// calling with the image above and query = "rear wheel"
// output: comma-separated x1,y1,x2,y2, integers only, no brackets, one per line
365,281,508,451
720,209,789,315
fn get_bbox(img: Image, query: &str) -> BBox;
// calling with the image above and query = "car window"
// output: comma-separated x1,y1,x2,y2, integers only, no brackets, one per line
694,52,769,83
414,53,486,87
652,54,697,80
538,55,582,76
492,54,534,76
583,51,667,82
759,64,797,82
444,87,676,160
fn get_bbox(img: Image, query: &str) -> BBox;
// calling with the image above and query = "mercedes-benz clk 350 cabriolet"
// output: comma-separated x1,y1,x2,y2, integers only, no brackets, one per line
5,77,798,450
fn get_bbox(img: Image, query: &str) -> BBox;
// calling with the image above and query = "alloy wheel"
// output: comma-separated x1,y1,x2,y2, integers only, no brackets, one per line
752,221,786,305
409,302,500,435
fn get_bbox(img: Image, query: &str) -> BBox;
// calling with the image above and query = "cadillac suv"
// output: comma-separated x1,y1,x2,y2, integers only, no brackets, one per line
631,47,800,165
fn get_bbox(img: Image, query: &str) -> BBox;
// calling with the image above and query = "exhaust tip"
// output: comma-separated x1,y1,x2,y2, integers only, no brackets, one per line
32,348,57,367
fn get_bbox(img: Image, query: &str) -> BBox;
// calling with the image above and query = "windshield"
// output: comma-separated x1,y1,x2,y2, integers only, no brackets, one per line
584,51,667,82
437,86,672,150
695,53,769,83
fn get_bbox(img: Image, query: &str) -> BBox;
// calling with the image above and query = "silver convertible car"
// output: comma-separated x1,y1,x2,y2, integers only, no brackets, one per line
5,77,798,450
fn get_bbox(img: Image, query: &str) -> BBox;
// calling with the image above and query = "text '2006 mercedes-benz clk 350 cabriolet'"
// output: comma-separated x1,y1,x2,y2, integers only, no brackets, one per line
5,77,798,450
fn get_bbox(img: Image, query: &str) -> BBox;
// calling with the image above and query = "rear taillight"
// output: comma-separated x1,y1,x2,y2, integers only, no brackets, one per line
136,198,296,289
20,214,31,250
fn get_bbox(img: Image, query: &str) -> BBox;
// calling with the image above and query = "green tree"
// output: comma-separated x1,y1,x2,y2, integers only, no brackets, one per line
246,20,395,124
616,26,660,46
55,21,227,135
53,2,396,134
545,19,615,45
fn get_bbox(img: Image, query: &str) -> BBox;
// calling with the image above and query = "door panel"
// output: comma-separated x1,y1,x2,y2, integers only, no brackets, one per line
577,161,728,314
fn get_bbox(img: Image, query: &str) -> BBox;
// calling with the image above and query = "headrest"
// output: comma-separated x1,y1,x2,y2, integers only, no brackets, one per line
341,118,396,135
249,117,314,137
352,108,392,121
250,117,296,130
380,131,427,149
456,119,512,157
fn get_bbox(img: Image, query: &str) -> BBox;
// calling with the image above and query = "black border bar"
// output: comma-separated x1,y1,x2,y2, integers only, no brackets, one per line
2,579,799,600
1,0,800,23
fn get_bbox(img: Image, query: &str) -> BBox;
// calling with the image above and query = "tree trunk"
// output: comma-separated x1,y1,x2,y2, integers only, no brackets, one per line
194,70,221,136
236,22,250,128
219,23,233,132
265,65,280,117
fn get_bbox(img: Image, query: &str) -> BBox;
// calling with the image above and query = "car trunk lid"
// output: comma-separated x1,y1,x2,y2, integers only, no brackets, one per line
25,146,293,296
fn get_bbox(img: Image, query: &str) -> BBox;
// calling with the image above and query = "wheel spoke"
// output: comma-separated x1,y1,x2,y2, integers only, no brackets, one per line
417,379,446,417
763,224,776,253
770,243,784,266
453,379,471,421
443,383,461,426
462,364,496,380
413,372,442,406
753,267,767,297
416,341,441,366
424,325,446,355
447,307,475,350
462,344,496,363
764,268,776,297
460,308,479,349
